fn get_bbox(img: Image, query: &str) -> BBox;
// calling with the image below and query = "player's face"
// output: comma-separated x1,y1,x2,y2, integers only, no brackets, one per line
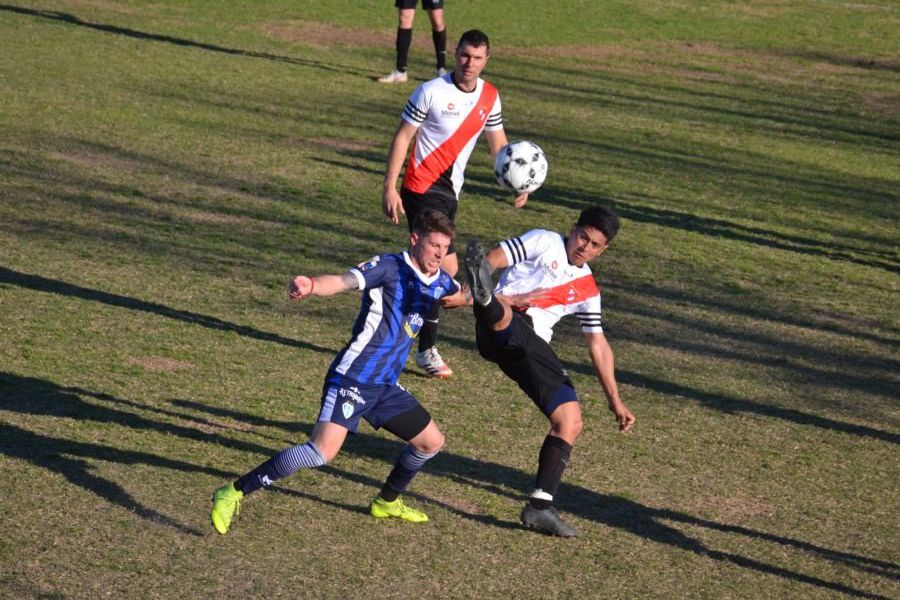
566,225,609,267
410,230,452,276
454,43,489,89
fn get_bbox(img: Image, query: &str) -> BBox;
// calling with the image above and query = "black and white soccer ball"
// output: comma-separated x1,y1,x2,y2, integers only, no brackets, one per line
493,140,548,194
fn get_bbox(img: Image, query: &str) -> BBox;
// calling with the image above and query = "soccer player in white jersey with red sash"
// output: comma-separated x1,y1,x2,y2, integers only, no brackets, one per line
460,206,636,537
382,29,528,379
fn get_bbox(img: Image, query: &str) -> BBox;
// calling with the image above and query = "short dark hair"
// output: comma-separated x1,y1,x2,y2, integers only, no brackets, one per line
577,206,620,242
457,29,490,54
413,209,456,239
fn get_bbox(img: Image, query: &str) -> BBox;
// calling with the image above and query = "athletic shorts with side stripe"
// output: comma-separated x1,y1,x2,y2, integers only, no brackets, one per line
318,377,431,436
401,187,458,254
475,311,578,416
396,0,444,9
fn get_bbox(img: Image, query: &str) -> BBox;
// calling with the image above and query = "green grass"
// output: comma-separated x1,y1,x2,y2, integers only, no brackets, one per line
1,1,898,598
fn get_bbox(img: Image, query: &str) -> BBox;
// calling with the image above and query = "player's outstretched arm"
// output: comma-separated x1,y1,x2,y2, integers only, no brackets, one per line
382,121,418,224
586,331,635,432
289,272,359,301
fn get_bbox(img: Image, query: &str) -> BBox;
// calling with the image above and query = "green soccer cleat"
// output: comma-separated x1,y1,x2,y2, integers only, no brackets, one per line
370,496,429,523
210,483,243,534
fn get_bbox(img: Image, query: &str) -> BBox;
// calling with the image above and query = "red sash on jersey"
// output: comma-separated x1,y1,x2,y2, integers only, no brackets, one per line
402,82,498,194
524,274,599,309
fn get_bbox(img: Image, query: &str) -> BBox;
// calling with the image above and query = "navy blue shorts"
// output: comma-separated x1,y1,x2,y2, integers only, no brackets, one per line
318,378,422,433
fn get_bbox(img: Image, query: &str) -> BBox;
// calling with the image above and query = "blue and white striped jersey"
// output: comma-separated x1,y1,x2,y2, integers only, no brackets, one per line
325,251,459,386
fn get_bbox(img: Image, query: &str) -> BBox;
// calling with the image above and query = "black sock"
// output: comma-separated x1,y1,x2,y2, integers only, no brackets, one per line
396,28,412,72
418,301,440,352
432,28,447,69
473,296,504,328
530,435,573,509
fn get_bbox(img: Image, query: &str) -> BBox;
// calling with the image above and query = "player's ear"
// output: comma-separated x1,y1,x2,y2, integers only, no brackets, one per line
410,231,420,247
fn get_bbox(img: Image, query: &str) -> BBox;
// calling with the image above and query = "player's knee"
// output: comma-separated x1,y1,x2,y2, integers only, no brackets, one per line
414,429,444,454
552,415,583,442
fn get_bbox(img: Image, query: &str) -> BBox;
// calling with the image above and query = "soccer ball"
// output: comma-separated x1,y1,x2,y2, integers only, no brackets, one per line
494,140,548,194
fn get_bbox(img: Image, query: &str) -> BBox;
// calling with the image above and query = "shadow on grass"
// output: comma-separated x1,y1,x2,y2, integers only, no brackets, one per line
0,4,369,77
186,398,898,598
431,328,900,445
0,266,335,356
2,374,895,596
468,179,900,275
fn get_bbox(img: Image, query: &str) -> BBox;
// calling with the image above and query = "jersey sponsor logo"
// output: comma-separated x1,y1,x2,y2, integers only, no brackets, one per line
441,101,460,117
357,256,380,271
404,313,424,338
539,258,561,281
339,386,366,405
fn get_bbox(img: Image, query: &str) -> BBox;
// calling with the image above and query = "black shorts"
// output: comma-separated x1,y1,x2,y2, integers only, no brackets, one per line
401,187,458,254
475,311,578,416
396,0,444,9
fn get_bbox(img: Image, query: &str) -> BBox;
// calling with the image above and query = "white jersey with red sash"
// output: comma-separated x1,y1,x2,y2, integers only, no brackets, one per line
400,74,503,200
495,229,604,343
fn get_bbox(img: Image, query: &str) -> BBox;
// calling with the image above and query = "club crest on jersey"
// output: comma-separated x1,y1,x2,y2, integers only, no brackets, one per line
404,313,424,338
357,256,380,272
566,286,578,303
479,108,486,121
342,400,354,419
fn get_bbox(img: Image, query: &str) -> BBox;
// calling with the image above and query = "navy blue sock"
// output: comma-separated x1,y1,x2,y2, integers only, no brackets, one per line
380,445,437,500
235,441,325,495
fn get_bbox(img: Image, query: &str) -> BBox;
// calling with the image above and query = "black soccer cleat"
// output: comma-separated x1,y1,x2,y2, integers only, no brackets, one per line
465,239,493,306
520,504,578,538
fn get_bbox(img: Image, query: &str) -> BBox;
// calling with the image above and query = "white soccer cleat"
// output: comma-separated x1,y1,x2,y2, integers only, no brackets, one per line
415,347,453,378
378,69,409,83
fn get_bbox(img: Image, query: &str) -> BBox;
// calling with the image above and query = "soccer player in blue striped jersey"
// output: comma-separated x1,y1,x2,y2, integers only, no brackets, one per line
210,210,465,534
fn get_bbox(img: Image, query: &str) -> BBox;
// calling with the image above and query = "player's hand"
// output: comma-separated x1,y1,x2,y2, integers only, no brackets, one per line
382,189,405,224
288,275,314,301
610,401,635,432
441,286,472,308
513,192,529,208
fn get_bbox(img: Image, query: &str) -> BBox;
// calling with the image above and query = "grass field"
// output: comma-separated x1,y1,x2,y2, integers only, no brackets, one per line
1,1,898,598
